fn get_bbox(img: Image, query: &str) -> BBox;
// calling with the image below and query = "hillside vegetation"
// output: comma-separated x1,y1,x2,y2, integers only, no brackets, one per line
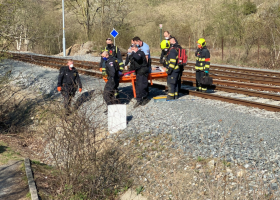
1,0,280,67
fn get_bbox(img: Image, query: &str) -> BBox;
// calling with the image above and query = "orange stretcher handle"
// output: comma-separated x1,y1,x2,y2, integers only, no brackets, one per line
100,68,168,98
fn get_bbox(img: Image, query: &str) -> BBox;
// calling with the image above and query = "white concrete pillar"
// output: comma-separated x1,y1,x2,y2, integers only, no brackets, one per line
108,104,126,134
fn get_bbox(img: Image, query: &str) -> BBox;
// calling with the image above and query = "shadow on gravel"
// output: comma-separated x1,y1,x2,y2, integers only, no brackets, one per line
127,115,133,123
75,90,95,109
0,145,7,154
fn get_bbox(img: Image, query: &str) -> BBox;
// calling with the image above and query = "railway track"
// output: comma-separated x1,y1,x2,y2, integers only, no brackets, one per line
7,52,280,112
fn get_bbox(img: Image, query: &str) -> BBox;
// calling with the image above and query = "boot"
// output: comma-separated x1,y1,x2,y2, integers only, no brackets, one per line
141,98,149,106
166,95,174,100
133,101,142,108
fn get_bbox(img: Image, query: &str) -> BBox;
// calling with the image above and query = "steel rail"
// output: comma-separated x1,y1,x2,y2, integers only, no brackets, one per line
184,89,280,112
9,53,280,93
181,77,280,93
8,52,280,112
151,57,280,77
182,71,280,86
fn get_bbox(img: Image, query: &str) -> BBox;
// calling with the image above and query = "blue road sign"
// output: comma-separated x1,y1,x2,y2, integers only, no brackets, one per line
110,29,119,38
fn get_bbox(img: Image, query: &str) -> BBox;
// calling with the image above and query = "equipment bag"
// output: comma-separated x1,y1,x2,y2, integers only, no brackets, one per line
168,47,188,66
200,73,213,86
178,48,188,65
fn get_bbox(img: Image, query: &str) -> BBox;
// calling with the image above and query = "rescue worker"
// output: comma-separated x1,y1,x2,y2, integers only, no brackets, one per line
57,59,82,114
163,31,178,44
159,39,170,66
100,38,124,98
102,51,120,106
132,37,151,71
125,39,135,69
195,38,210,92
164,37,180,100
127,44,149,108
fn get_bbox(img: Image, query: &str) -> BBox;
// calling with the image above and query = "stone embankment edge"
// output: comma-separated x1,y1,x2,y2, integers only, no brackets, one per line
24,158,39,200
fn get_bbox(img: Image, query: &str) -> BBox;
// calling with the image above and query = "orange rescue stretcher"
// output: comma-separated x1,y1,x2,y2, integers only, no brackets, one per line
100,68,168,98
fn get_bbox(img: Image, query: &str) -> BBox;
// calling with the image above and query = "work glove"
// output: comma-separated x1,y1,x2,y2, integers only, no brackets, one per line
79,88,82,93
57,86,61,92
159,58,163,64
166,67,173,75
102,71,107,76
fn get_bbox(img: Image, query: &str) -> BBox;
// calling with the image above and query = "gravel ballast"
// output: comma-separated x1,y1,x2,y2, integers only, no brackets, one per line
3,57,280,196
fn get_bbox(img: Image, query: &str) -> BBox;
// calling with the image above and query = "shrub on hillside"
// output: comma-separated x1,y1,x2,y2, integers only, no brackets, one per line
243,1,257,15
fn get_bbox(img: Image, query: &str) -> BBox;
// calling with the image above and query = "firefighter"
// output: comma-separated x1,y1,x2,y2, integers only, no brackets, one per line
159,39,170,65
195,38,210,92
57,59,82,114
127,44,149,108
100,38,124,71
100,38,124,98
102,51,120,106
164,37,180,100
163,31,178,44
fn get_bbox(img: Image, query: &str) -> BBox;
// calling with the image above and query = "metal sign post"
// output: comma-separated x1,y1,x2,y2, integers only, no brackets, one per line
62,0,66,57
110,28,119,46
159,24,162,43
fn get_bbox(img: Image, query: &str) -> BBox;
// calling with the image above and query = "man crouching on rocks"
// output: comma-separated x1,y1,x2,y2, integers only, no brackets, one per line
57,59,82,114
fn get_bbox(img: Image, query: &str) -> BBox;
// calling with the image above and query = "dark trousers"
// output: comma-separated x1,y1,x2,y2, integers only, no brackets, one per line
167,71,179,99
103,77,119,105
178,67,183,91
61,86,77,110
136,73,149,102
114,81,119,98
196,70,207,92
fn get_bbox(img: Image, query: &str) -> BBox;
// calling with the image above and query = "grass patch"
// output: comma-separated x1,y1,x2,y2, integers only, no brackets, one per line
0,141,23,165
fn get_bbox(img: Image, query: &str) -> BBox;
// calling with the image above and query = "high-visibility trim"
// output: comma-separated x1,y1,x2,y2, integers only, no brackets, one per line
195,66,204,70
119,67,124,70
114,93,119,96
174,65,179,69
175,92,178,95
196,57,199,60
169,64,175,68
205,65,210,68
205,58,210,62
119,62,124,65
199,58,205,61
168,93,175,96
202,88,207,91
170,59,176,62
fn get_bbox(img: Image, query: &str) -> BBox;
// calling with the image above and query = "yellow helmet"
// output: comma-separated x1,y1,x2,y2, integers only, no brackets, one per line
160,40,170,50
197,38,206,47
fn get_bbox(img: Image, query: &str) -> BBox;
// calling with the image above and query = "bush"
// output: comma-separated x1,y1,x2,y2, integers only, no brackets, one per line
39,96,133,199
243,1,257,15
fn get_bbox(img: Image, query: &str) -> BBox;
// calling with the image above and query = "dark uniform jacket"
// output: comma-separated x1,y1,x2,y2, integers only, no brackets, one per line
100,44,124,70
105,56,120,78
160,36,178,62
195,46,210,71
57,66,82,89
165,44,180,75
128,50,149,75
